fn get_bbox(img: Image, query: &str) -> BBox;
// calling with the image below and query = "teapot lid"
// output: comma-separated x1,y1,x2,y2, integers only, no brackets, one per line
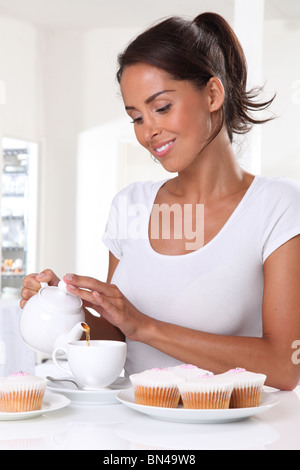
40,280,82,309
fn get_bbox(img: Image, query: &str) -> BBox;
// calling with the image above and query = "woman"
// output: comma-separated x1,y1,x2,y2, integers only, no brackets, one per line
21,13,300,390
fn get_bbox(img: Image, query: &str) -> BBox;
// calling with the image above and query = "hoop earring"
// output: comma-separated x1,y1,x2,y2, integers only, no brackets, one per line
149,152,159,164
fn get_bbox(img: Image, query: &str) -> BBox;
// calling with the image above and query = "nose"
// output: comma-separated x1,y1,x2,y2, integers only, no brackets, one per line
142,116,161,143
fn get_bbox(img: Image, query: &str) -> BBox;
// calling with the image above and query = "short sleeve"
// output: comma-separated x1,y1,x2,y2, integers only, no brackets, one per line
102,193,123,260
101,179,166,260
262,178,300,263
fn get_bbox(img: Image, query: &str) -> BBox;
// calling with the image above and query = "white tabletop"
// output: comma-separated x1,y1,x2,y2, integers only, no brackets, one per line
3,302,297,451
0,381,299,450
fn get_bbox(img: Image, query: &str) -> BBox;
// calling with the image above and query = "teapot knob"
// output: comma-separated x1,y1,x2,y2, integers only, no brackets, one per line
58,280,68,294
40,282,48,289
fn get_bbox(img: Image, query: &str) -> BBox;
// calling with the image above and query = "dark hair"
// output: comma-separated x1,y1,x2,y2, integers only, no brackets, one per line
117,12,275,143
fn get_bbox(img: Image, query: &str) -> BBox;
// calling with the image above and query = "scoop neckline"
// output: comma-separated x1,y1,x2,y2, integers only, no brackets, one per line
145,175,260,259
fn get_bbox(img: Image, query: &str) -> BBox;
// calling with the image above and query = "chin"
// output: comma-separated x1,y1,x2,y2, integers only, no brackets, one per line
159,159,182,174
164,167,179,174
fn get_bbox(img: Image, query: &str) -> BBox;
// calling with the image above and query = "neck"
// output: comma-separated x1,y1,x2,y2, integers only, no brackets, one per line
172,130,251,202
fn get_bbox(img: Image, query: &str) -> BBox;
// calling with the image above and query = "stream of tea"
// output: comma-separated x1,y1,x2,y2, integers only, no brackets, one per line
81,323,90,346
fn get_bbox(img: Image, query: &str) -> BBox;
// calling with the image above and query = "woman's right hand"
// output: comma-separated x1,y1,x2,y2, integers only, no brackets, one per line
20,269,60,309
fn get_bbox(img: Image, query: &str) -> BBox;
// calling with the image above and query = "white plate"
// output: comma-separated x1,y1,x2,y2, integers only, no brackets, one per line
117,389,279,424
0,391,70,421
47,377,131,405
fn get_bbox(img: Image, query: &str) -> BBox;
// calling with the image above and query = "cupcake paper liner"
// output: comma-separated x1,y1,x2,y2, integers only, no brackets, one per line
133,385,180,408
0,373,47,413
229,386,263,408
0,389,45,413
180,389,232,409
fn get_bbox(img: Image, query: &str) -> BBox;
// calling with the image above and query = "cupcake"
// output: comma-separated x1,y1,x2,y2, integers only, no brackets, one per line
168,363,213,379
129,368,182,408
0,372,47,413
220,368,266,408
178,375,234,409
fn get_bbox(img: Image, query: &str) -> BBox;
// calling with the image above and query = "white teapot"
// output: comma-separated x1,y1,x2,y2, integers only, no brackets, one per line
19,280,86,355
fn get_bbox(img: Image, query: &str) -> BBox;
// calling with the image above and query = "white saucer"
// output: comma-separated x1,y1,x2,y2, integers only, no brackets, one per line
0,391,70,421
117,389,279,424
47,377,131,405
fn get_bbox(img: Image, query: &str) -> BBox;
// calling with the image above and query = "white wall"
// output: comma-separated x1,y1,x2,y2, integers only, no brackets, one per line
261,19,300,181
38,29,84,276
0,15,44,140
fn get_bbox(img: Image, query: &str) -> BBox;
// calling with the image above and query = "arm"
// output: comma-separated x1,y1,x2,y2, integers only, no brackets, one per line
64,236,300,390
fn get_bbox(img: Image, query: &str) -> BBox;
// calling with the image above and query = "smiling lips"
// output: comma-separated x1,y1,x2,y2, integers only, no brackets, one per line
152,139,175,158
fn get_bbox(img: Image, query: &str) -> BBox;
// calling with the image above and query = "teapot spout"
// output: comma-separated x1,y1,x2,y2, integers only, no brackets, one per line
54,322,88,349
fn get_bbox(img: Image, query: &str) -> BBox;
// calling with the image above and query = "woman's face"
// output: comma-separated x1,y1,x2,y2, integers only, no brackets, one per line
120,63,219,173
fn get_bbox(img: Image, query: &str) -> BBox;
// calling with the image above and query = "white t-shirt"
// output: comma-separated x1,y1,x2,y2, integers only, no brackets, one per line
102,176,300,376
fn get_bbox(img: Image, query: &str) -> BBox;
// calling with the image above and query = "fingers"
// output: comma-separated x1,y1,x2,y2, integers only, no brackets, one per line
22,273,40,291
36,269,61,286
20,298,29,309
62,273,145,341
20,269,60,309
62,273,132,334
91,291,122,328
20,273,41,309
62,274,124,324
91,291,144,342
63,273,121,298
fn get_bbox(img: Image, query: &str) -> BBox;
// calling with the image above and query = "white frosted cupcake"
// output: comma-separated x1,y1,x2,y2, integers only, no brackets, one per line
219,368,266,408
0,372,47,413
129,368,183,408
178,375,234,409
167,364,213,379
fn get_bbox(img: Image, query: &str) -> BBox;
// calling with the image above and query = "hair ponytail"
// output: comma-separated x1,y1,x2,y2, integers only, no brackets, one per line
117,12,275,143
193,13,275,141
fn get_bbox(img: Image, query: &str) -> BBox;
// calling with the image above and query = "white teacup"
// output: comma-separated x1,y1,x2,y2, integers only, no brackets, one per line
52,340,127,389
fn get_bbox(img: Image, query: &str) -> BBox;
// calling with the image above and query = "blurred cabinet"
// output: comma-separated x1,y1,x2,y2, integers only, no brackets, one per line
0,137,38,298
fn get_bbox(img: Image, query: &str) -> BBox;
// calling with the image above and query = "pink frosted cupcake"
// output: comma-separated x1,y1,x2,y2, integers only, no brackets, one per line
220,368,266,408
130,368,183,408
0,372,47,413
178,374,234,409
167,364,214,405
167,364,213,379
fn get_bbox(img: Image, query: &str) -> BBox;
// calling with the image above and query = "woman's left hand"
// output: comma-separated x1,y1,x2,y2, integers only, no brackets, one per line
63,274,150,342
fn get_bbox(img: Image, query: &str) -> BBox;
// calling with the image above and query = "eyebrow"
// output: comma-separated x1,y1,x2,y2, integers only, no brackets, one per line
125,89,175,110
